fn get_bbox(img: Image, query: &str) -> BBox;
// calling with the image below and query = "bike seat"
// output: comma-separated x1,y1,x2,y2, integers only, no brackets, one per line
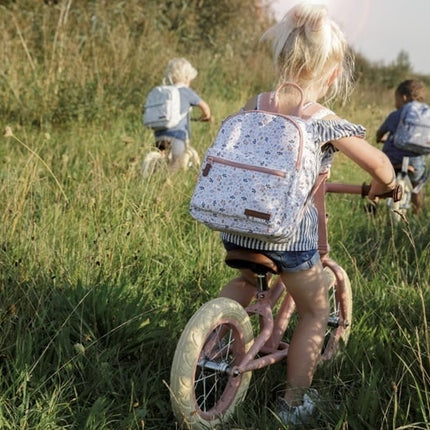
225,249,280,275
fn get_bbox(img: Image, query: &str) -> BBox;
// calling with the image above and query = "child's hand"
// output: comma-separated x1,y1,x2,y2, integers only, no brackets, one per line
368,178,396,200
199,115,214,123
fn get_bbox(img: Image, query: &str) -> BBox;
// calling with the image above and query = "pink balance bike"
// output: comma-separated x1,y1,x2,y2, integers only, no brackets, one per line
170,173,401,429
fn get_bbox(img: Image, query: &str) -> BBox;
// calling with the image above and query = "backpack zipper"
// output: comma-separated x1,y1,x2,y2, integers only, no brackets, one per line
203,155,286,178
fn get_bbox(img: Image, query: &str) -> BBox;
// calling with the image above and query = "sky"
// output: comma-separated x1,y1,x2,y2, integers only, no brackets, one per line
271,0,430,75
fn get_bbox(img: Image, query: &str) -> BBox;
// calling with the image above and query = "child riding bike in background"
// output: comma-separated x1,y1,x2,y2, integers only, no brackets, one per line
144,57,212,173
217,3,396,425
376,79,428,214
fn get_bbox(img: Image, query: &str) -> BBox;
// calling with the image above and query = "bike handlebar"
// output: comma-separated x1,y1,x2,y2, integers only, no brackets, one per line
191,116,213,122
325,182,402,202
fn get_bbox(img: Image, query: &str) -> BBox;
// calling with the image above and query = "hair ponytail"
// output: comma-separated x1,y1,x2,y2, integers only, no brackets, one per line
261,3,353,101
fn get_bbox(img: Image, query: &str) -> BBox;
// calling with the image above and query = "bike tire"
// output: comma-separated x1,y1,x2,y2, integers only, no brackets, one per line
141,151,167,177
389,174,412,223
170,297,254,429
319,262,352,361
279,263,352,362
183,146,201,170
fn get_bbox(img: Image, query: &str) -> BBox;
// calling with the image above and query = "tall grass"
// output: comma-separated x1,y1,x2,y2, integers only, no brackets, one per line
1,113,429,429
0,2,429,429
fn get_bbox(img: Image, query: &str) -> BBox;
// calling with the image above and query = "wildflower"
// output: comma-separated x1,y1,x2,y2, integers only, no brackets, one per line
3,126,13,137
74,343,86,355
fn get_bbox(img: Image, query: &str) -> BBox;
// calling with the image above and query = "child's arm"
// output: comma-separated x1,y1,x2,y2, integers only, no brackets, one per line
375,112,397,143
331,135,396,199
321,112,396,198
376,127,388,143
196,100,212,122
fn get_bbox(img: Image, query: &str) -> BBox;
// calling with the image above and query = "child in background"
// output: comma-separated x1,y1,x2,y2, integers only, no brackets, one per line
153,57,212,172
218,3,396,425
376,79,427,214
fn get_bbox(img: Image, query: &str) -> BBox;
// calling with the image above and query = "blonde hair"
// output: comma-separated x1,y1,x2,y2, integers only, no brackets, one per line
261,3,353,101
164,57,198,85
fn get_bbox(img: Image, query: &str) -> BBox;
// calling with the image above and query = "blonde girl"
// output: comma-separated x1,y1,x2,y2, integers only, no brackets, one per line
219,3,396,424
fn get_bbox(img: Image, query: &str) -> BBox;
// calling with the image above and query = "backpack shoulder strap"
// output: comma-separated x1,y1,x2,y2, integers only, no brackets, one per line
256,92,277,112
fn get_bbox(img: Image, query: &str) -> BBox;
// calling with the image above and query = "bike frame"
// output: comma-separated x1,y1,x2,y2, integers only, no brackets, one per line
227,173,377,376
170,175,401,427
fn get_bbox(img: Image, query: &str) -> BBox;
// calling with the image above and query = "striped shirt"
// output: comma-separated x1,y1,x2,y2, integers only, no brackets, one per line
221,114,366,252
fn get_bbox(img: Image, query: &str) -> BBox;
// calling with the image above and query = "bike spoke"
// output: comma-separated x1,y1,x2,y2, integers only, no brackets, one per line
196,371,221,411
194,325,239,412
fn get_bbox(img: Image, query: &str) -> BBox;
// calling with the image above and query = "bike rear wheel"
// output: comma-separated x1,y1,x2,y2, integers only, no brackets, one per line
170,297,254,429
319,261,352,361
280,262,352,361
388,173,413,223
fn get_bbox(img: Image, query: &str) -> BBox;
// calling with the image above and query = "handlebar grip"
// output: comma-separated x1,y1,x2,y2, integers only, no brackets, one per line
191,116,213,122
361,183,403,202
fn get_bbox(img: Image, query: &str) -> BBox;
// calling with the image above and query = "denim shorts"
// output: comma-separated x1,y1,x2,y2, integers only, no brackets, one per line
223,241,320,273
406,156,426,186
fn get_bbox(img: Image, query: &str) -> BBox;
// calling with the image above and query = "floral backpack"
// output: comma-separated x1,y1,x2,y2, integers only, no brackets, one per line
189,83,325,244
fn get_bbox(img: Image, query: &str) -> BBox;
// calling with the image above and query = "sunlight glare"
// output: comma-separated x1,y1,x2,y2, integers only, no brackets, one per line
271,0,372,46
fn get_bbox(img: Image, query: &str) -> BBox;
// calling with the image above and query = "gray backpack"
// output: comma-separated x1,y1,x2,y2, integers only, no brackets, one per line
143,85,185,130
393,101,430,154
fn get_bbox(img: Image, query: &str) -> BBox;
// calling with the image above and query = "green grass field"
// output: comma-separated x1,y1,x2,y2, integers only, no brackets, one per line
1,107,430,429
1,2,430,429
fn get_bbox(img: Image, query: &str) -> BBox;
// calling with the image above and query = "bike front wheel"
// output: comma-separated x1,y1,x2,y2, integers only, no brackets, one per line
141,151,167,177
170,297,254,429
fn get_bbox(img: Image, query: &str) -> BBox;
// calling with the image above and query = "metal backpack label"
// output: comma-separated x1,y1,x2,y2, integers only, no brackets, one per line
393,101,430,154
189,109,321,243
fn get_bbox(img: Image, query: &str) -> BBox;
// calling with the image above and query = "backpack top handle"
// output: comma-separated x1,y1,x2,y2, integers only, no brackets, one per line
259,82,305,117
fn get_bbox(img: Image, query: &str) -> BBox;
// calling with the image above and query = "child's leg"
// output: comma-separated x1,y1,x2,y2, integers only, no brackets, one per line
412,189,423,214
219,269,258,307
410,157,426,214
169,139,186,172
279,261,329,406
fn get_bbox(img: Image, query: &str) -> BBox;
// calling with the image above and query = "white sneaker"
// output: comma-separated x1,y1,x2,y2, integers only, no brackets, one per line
276,389,319,425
